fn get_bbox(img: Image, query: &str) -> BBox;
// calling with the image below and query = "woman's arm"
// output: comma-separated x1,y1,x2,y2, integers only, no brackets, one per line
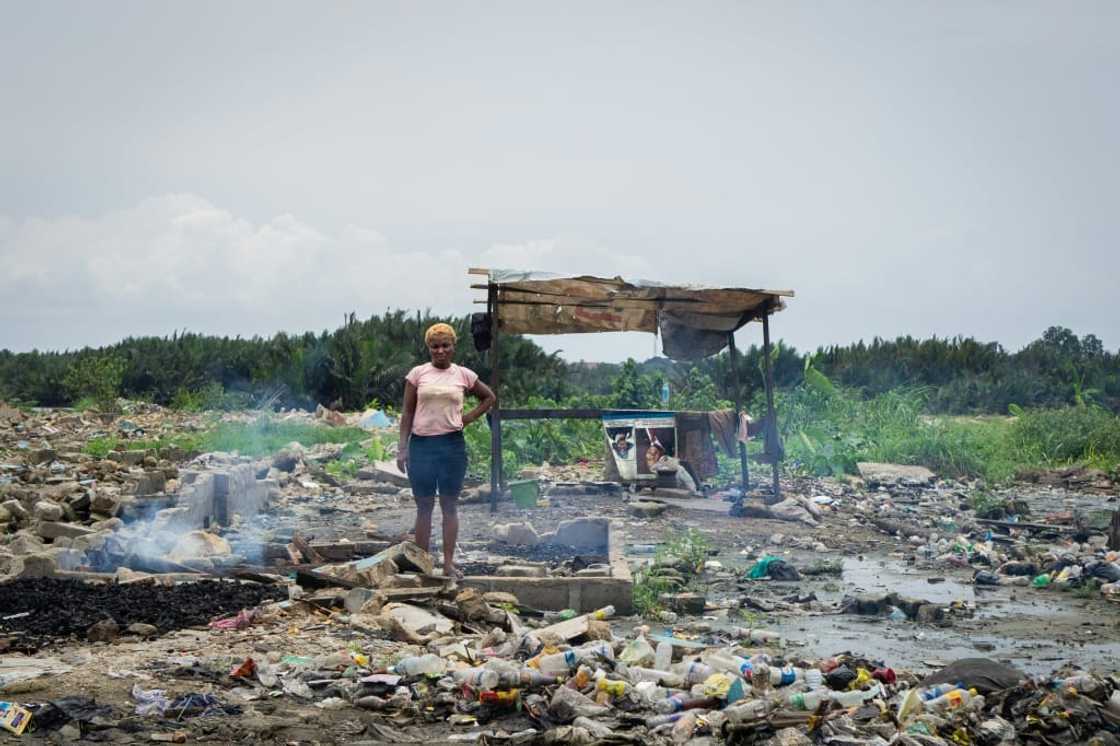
397,381,418,472
462,379,496,426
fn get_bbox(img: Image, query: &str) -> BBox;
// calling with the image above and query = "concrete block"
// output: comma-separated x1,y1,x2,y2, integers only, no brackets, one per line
33,500,65,522
36,521,96,540
552,518,609,549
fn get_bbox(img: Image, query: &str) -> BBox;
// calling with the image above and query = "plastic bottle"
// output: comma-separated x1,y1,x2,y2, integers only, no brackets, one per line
591,605,616,621
633,681,668,705
620,636,655,667
453,668,500,690
393,654,445,677
1056,674,1103,696
627,667,684,688
542,609,578,622
661,381,671,405
655,641,673,671
500,670,558,689
565,665,594,690
645,712,685,728
768,665,804,687
670,709,700,744
723,698,770,724
701,651,752,678
730,627,782,644
575,642,615,664
673,661,715,685
920,683,963,701
788,689,828,711
831,682,883,707
596,678,629,698
537,650,578,676
750,663,771,693
479,689,519,707
654,694,719,714
924,688,977,712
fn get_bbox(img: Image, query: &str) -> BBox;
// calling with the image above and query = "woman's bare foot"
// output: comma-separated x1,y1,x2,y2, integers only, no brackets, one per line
444,563,464,580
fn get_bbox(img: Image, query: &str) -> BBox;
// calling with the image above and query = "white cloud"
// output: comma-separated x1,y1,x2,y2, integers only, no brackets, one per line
0,194,659,354
0,194,475,350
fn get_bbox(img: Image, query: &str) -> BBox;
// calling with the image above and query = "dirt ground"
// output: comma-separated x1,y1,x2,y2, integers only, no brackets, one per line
6,471,1119,744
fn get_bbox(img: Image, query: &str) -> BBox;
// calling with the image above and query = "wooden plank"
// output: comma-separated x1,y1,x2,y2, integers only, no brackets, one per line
530,612,592,642
291,533,325,564
502,408,604,420
468,267,490,275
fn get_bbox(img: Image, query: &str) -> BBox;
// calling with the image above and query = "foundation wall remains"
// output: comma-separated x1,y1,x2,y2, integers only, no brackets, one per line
462,520,634,615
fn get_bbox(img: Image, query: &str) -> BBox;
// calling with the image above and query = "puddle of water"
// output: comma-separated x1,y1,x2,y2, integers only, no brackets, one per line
737,555,1120,676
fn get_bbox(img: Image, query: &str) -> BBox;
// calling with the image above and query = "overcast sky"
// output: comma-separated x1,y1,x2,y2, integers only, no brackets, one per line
2,1,1117,361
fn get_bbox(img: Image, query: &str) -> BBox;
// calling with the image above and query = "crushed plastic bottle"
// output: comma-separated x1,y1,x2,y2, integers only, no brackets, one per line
655,641,673,671
673,661,715,685
453,668,500,690
620,636,656,667
924,687,978,712
788,689,828,711
393,654,445,677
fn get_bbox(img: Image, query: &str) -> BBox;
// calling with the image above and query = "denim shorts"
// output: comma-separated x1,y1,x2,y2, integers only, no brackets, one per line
407,431,467,498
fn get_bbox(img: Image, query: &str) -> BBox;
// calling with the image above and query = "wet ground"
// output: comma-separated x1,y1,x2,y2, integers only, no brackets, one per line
346,484,1120,678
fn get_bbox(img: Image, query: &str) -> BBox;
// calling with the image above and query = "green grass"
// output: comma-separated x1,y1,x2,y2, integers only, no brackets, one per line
197,418,369,457
83,434,202,458
778,381,1120,484
631,529,713,618
83,417,370,460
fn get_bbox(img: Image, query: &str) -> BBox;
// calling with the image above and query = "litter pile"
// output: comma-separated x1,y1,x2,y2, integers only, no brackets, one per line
5,582,1119,744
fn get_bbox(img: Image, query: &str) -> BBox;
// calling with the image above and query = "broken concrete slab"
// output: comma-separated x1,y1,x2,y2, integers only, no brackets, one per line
33,500,65,522
857,462,936,485
552,517,609,549
363,462,411,488
380,602,454,636
494,522,540,546
35,521,96,541
374,541,433,575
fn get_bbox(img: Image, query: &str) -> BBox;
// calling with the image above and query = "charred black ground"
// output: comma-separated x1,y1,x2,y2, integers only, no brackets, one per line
0,578,287,652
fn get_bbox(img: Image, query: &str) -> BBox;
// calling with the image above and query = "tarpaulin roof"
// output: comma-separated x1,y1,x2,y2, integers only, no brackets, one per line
477,269,794,360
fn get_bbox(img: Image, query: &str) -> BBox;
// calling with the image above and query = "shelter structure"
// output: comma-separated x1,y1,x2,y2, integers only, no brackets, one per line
469,269,794,512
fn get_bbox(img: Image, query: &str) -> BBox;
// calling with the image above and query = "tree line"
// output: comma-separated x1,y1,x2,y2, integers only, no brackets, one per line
1,312,1116,415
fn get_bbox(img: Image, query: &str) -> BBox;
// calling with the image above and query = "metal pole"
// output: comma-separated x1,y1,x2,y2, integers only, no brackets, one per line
488,284,502,513
726,332,749,496
761,305,781,499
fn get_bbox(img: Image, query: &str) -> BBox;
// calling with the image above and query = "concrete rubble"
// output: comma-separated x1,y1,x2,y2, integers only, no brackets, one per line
2,403,1120,743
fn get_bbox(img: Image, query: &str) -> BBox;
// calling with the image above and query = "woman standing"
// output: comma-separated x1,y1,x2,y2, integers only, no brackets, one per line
397,323,495,578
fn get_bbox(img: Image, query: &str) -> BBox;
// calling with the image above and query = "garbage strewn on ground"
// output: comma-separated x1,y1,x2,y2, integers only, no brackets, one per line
5,403,1120,742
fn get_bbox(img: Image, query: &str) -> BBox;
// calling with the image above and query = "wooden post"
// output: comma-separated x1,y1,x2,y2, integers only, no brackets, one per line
727,332,749,496
488,283,502,513
761,306,781,500
1110,510,1120,552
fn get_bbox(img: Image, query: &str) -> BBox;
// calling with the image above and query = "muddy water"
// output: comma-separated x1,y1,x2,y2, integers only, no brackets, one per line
746,555,1120,676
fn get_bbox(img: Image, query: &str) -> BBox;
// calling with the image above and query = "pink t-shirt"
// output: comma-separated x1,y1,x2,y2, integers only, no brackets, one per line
406,363,480,436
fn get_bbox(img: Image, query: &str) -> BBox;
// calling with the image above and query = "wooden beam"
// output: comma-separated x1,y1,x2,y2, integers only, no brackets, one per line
468,267,490,276
727,332,750,496
489,284,502,513
761,305,781,500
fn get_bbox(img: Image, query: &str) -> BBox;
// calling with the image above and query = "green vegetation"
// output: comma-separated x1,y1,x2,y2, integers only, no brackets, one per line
62,353,126,412
632,529,713,618
4,310,1119,485
778,371,1120,482
199,418,368,458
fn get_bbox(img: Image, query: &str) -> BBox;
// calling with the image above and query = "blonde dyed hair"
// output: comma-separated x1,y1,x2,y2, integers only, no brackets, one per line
424,322,458,345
